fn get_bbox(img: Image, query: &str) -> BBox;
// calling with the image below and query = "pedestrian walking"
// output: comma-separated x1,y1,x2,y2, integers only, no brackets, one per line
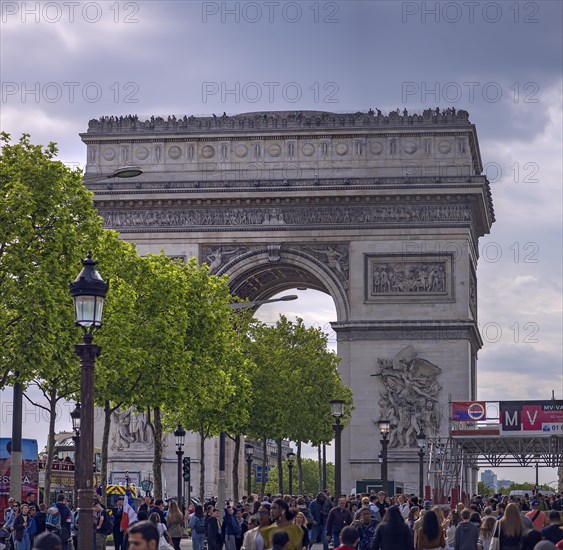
371,505,414,550
166,501,184,550
489,502,524,550
418,509,446,550
206,508,223,550
189,505,207,550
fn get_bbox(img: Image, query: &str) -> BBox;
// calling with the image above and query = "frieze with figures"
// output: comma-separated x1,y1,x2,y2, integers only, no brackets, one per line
364,254,454,303
101,204,471,231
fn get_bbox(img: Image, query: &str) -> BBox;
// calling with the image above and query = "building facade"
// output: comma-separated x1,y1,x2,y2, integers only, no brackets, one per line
81,109,494,494
480,469,498,491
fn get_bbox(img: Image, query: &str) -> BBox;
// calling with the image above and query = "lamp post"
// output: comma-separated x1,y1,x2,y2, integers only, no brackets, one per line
330,399,345,497
70,402,81,508
174,424,186,505
245,445,254,497
378,419,390,495
417,431,426,499
287,452,296,495
70,252,108,550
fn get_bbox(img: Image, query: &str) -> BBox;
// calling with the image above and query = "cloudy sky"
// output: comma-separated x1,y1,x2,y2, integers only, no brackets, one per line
1,0,562,487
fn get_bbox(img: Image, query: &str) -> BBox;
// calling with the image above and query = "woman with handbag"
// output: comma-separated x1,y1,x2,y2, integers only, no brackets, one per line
149,512,173,550
489,503,524,550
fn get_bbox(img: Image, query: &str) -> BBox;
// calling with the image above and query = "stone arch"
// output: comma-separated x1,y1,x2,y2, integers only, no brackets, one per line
217,246,350,321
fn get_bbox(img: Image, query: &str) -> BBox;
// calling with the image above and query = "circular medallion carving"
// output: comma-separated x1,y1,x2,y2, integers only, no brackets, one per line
336,143,349,156
302,143,315,157
201,145,215,159
102,147,115,161
235,144,248,158
168,146,182,160
269,143,282,157
135,146,149,160
438,141,451,154
370,141,383,155
403,142,417,154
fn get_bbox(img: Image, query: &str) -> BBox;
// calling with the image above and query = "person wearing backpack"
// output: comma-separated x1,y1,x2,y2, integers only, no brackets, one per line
54,494,72,550
94,501,113,549
189,505,206,550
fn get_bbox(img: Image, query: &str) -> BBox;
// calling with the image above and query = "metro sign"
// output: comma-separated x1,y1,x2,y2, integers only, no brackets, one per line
451,401,487,421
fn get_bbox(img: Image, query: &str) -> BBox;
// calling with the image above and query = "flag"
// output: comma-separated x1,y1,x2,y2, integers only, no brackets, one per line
121,488,138,532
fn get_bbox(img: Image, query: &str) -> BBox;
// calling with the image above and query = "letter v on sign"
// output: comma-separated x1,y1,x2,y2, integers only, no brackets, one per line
522,405,541,431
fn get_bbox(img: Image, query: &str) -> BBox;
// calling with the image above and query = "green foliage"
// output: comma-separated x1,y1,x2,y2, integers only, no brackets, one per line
477,482,494,496
246,315,353,445
260,458,334,495
0,133,102,387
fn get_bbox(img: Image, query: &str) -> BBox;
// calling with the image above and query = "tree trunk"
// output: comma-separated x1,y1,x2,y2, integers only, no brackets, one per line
277,438,283,494
261,438,267,496
43,389,57,504
317,445,322,492
232,434,241,503
101,400,112,502
152,407,163,499
297,441,303,494
199,427,206,503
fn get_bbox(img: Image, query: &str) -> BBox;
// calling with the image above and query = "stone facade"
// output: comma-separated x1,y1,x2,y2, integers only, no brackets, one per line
81,109,494,495
92,407,243,501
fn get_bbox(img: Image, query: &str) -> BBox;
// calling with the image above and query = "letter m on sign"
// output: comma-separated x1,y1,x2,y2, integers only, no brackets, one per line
501,403,521,431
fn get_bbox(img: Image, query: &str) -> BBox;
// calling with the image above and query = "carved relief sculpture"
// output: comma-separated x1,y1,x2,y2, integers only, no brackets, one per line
111,407,154,451
372,262,446,294
372,346,442,448
306,244,349,288
102,204,471,230
365,254,454,303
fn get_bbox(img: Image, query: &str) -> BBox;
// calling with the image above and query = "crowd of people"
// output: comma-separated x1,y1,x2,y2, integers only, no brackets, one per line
1,489,562,550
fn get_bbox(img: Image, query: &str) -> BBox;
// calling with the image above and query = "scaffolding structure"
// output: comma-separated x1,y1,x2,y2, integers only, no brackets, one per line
429,400,563,502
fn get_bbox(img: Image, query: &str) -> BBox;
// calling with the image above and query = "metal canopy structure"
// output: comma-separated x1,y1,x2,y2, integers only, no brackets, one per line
449,400,563,468
452,433,562,468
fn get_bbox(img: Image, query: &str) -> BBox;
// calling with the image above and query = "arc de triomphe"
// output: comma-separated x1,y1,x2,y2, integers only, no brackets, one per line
81,109,494,494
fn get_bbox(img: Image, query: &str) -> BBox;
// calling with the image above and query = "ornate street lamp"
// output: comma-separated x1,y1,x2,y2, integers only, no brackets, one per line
287,451,296,495
174,424,186,505
245,445,254,497
70,252,108,550
417,431,427,499
378,419,390,495
70,402,81,433
70,402,81,508
330,399,345,497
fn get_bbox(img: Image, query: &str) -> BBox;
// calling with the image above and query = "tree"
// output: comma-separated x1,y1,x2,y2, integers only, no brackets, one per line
163,262,251,502
0,133,102,388
246,315,353,494
87,230,147,500
121,253,194,498
477,482,494,496
246,318,296,494
0,132,102,498
262,458,335,495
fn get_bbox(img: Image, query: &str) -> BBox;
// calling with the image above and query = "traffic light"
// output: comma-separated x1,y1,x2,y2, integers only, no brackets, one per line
182,457,191,481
